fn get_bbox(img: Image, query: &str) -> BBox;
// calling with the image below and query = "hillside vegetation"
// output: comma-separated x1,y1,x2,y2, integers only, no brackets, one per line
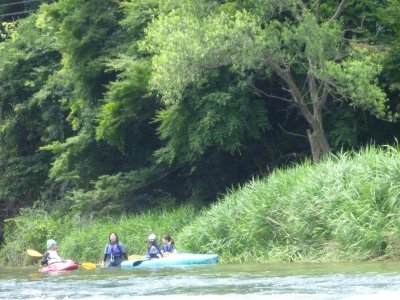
2,146,400,265
179,146,400,262
2,0,400,245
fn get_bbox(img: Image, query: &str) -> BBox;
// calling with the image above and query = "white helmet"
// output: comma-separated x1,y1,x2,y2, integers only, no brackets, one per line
46,239,57,249
148,234,157,241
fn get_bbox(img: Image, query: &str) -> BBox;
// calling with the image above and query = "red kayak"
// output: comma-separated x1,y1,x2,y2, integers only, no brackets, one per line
39,260,79,273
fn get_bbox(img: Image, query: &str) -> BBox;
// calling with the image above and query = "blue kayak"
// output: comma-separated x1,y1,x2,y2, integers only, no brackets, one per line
120,253,218,269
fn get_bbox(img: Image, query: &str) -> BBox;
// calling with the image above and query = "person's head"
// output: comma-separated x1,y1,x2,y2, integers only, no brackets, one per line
148,240,157,247
148,233,157,242
109,232,119,244
163,234,172,243
46,239,57,250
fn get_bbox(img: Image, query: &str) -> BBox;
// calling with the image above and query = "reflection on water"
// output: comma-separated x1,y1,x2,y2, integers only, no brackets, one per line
1,262,400,299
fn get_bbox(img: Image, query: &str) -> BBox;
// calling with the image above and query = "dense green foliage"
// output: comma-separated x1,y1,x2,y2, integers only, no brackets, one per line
143,0,390,162
1,0,400,257
3,146,400,266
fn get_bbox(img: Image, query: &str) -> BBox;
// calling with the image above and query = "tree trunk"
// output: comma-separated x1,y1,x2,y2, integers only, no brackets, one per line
307,77,331,163
307,126,330,162
266,60,331,162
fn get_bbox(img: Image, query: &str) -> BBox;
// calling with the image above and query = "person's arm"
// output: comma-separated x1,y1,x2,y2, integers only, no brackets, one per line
157,245,163,258
41,252,49,265
120,243,128,260
145,247,150,258
100,245,108,267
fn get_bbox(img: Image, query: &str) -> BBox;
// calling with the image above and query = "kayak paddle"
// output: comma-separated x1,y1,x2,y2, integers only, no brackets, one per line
132,258,150,267
27,249,97,269
27,249,43,258
80,262,97,270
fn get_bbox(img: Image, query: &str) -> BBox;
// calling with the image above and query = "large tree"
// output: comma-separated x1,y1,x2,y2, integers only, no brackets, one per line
144,0,389,162
0,13,67,224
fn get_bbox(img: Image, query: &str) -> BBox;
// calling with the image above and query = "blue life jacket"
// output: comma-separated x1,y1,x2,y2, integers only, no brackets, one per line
162,242,174,253
103,242,128,262
105,243,122,258
146,244,162,258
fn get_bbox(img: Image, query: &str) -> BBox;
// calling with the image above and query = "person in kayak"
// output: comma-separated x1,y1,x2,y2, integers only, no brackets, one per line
161,234,176,256
146,233,163,259
41,239,64,266
100,232,128,268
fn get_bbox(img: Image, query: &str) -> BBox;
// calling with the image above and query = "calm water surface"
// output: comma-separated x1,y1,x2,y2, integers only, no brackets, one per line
1,262,400,299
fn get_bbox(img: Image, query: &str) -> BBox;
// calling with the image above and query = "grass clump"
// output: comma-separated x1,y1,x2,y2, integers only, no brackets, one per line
178,146,400,262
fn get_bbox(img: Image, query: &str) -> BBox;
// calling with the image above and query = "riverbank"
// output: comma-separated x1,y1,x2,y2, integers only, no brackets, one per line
2,146,400,266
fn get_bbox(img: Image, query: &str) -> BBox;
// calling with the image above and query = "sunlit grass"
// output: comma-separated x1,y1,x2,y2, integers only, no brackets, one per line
178,145,400,262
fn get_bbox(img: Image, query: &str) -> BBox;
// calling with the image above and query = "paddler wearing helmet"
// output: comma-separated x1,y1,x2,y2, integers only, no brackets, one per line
146,233,163,259
41,239,64,265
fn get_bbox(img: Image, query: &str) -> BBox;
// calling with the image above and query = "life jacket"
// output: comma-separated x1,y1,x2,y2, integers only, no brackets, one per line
162,242,174,253
105,243,123,259
46,250,62,265
146,243,162,258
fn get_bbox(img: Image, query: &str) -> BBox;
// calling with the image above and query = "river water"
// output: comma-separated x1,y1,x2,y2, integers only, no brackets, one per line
1,262,400,299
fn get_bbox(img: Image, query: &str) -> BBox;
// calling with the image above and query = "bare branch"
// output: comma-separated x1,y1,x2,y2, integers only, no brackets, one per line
316,0,321,24
329,0,346,22
320,83,329,106
250,84,292,103
278,123,308,139
263,58,315,125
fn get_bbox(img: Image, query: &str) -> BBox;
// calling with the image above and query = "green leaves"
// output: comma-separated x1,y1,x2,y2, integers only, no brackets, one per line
0,14,64,219
145,0,391,161
321,50,388,119
144,8,261,104
0,209,59,266
155,84,269,164
0,0,397,235
96,58,155,150
41,0,121,99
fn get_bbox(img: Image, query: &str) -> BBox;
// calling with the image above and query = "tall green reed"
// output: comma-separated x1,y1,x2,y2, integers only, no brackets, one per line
179,146,400,262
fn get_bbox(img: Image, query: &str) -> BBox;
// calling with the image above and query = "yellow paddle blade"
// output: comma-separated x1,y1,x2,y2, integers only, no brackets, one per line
81,262,97,270
27,249,43,258
128,254,143,260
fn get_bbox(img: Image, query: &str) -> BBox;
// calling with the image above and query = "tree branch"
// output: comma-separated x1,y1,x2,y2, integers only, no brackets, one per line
320,83,329,106
264,58,315,126
278,123,307,139
316,0,321,24
250,84,292,103
329,0,346,22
